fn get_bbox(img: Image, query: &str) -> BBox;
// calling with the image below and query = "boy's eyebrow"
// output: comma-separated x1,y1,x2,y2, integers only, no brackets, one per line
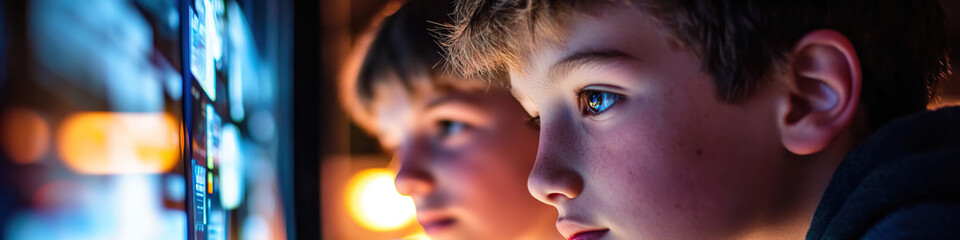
547,49,637,81
423,93,482,111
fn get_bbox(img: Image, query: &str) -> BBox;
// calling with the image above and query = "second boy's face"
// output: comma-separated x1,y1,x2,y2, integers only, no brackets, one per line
372,77,559,240
514,7,803,239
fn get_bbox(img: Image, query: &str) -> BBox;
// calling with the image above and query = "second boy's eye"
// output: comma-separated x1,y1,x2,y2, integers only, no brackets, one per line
438,120,468,137
579,90,622,115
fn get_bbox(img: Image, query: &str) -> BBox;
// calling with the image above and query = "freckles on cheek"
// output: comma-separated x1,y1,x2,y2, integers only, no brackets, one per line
587,127,650,185
597,121,705,190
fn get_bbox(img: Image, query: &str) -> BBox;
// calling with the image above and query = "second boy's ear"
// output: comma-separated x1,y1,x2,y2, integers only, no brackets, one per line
778,29,862,155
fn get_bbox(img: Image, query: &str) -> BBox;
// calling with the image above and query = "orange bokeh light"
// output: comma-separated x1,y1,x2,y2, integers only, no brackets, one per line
1,108,51,164
345,168,417,232
57,112,179,174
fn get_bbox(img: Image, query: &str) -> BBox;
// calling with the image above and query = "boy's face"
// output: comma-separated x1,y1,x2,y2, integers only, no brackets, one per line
371,77,559,240
514,8,805,239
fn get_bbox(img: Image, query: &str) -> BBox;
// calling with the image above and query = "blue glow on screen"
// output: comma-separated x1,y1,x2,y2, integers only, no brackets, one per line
189,2,216,101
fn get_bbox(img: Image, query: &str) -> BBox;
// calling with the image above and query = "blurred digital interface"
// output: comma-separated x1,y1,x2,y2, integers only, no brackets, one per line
0,0,288,239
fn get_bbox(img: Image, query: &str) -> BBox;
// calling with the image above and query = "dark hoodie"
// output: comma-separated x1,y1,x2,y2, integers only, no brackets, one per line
807,106,960,239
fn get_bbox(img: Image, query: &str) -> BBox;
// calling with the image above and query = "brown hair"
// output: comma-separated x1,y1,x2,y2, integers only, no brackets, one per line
444,0,951,129
340,0,507,133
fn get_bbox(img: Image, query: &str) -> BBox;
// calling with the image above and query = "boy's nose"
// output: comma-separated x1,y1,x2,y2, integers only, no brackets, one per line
394,164,434,196
528,161,584,206
394,138,435,196
527,117,584,206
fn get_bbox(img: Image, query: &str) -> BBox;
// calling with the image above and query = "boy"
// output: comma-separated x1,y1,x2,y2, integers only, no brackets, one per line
445,0,960,239
339,0,562,239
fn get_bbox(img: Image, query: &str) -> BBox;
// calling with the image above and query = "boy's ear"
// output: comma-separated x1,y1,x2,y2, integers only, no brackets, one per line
778,29,862,155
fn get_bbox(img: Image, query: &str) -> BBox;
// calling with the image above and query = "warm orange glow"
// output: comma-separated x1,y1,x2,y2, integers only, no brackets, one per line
1,108,51,164
208,171,214,194
928,99,960,110
402,232,431,240
57,112,179,174
345,168,417,232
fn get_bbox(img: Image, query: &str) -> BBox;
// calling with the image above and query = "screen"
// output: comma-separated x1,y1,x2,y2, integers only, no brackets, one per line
186,1,226,238
183,0,290,239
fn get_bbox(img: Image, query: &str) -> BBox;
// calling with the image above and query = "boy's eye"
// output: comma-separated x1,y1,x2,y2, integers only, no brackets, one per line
438,120,468,137
579,90,621,115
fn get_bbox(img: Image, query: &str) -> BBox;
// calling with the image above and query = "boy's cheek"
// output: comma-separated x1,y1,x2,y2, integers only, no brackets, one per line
582,105,684,157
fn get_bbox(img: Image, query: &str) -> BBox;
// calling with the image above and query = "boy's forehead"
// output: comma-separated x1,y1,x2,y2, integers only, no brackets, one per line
510,7,668,83
371,74,509,115
370,72,490,98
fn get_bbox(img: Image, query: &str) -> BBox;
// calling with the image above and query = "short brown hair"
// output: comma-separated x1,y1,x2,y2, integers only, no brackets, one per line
341,0,506,133
444,0,951,129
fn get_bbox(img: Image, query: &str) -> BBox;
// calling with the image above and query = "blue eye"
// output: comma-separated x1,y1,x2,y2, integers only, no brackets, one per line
438,120,468,137
580,90,621,115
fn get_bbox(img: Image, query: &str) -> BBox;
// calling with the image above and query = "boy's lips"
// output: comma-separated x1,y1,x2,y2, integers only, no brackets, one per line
568,230,609,240
417,211,457,234
557,218,609,240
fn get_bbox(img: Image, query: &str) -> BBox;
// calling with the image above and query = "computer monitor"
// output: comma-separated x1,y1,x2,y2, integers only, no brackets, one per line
182,0,289,239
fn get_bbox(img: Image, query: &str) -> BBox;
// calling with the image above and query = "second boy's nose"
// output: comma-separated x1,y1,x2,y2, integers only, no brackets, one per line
394,138,435,196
